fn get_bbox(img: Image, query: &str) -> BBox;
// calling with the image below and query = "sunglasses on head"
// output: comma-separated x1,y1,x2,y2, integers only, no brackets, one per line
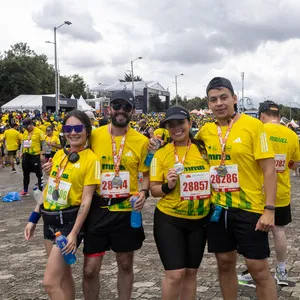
111,102,133,113
63,124,85,133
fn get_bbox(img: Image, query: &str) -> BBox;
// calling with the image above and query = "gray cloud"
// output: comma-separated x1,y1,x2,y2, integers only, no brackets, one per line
32,0,102,42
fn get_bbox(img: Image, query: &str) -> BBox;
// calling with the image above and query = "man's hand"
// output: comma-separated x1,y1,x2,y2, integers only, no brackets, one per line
131,192,146,211
255,210,275,232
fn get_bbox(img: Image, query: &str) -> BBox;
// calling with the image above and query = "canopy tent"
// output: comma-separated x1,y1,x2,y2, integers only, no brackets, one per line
1,94,94,112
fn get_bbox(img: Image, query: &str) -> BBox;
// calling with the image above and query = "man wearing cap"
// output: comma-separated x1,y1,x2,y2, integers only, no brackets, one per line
195,77,277,299
20,118,45,196
82,90,150,300
238,100,300,286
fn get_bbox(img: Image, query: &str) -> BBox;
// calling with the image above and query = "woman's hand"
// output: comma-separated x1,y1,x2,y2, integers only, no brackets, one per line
24,222,36,241
63,232,77,254
166,168,178,189
42,158,53,175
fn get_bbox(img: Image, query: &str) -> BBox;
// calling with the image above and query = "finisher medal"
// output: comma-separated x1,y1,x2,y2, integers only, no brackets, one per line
216,165,228,177
174,162,185,175
52,189,59,201
112,176,123,188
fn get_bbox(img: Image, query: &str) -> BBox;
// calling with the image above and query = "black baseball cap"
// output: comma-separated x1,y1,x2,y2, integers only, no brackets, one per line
258,101,279,115
206,77,234,95
164,106,190,122
111,90,135,107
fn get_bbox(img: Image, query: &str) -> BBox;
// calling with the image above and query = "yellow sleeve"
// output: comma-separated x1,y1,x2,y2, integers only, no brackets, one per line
150,151,164,182
83,157,101,186
253,121,274,160
291,134,300,162
138,138,150,173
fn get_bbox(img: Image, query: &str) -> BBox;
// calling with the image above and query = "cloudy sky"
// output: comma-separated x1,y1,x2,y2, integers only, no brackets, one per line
1,0,300,108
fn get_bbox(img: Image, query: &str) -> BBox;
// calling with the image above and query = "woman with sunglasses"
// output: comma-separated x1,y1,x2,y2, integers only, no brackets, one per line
150,106,210,300
24,110,101,300
42,126,61,161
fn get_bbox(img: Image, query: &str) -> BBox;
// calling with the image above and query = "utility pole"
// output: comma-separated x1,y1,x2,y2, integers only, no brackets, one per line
241,72,245,112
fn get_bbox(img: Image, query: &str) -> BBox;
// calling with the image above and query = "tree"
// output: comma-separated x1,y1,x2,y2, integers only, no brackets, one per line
119,72,143,82
0,43,54,105
149,94,164,112
60,74,87,99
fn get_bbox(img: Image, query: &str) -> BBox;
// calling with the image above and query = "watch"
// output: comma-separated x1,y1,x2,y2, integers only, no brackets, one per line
139,189,150,199
264,205,275,211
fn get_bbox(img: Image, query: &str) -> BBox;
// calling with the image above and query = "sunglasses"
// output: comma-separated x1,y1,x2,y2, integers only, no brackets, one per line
111,102,133,113
63,124,85,133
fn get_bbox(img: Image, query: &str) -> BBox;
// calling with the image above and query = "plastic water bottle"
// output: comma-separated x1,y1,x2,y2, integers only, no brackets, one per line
33,186,43,205
130,193,142,228
54,231,77,265
144,138,161,167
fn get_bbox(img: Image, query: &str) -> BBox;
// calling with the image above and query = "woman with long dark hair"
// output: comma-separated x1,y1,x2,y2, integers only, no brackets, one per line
150,106,210,300
24,110,100,300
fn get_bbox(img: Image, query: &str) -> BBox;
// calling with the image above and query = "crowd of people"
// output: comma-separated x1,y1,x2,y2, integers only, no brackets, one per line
1,77,299,300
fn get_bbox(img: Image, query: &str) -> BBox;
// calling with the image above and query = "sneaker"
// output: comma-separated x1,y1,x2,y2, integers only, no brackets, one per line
274,267,288,286
238,270,256,288
10,168,17,173
20,190,29,196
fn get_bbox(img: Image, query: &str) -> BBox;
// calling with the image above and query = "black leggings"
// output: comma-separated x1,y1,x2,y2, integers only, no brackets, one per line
153,207,207,270
22,153,44,191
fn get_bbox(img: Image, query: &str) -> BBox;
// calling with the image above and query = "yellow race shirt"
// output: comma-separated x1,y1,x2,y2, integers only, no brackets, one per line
44,135,60,152
43,148,101,211
264,123,300,207
0,133,3,147
91,125,149,211
22,127,45,155
150,143,210,219
3,128,20,151
195,114,274,214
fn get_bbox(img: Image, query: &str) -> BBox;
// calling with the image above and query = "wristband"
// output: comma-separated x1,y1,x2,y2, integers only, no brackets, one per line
264,205,275,211
28,211,41,224
161,183,175,194
139,189,150,199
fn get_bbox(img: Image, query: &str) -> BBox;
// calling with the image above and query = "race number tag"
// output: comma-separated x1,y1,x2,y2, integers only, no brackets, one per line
43,144,52,154
23,140,32,148
210,164,240,192
274,154,286,173
45,177,71,206
100,171,130,198
179,172,210,200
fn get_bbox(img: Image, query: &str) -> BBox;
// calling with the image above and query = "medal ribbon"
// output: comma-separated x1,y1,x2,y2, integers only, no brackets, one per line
217,117,235,166
109,124,128,177
53,155,69,192
173,139,192,165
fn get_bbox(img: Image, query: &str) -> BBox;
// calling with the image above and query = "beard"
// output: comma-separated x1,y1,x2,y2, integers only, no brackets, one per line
111,112,131,128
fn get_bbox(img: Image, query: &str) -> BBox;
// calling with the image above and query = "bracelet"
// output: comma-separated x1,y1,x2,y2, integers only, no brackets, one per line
264,205,275,211
28,211,41,224
161,183,175,194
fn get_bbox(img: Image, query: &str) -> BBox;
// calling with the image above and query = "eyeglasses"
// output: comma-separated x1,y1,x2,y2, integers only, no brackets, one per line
111,102,133,113
63,124,85,133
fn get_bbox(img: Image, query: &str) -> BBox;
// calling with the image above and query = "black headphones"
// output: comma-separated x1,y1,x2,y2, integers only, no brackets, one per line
63,147,80,163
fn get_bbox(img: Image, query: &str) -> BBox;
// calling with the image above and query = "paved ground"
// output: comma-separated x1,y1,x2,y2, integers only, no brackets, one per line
1,165,300,299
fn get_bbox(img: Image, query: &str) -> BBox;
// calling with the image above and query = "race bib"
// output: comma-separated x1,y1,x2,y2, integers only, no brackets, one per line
45,177,71,206
100,171,130,198
179,172,210,200
210,164,240,192
23,140,32,148
274,154,286,173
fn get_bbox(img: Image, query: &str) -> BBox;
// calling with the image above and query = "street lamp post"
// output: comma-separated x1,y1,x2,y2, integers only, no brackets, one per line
175,73,184,106
130,57,142,97
52,21,72,114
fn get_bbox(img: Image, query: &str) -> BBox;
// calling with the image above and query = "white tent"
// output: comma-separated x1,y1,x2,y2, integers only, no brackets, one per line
78,95,95,111
1,94,94,112
1,94,55,111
